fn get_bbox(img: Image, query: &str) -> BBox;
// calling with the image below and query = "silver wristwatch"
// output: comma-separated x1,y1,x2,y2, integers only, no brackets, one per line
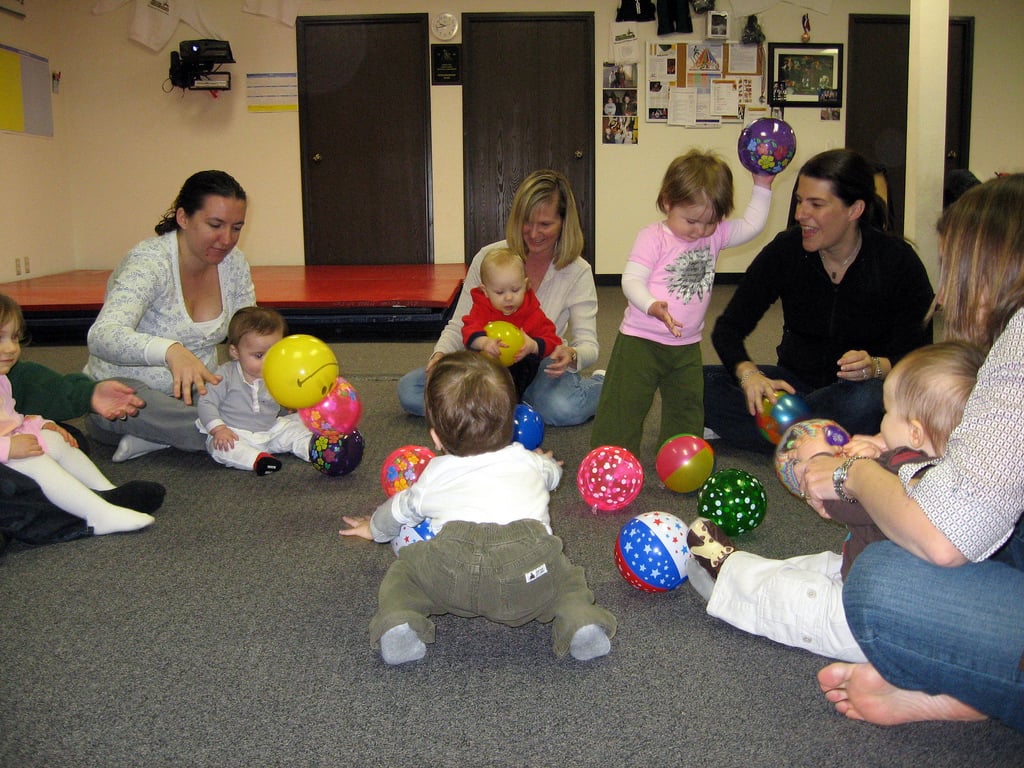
832,456,868,503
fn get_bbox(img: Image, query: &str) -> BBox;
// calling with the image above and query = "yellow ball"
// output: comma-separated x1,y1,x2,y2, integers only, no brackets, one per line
262,334,339,409
484,320,525,367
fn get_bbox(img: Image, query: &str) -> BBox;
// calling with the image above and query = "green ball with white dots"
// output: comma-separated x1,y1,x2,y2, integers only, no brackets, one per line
697,468,767,536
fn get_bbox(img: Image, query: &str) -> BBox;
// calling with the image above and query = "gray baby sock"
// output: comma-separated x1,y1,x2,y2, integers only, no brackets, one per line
380,623,426,665
569,624,611,661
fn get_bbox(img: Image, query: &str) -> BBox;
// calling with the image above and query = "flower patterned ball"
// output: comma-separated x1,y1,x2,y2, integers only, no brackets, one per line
773,418,851,497
737,117,797,175
309,429,364,476
299,377,362,438
380,445,436,498
577,445,644,513
615,511,691,592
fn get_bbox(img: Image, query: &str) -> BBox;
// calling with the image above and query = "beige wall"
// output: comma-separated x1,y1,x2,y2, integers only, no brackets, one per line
2,0,1022,285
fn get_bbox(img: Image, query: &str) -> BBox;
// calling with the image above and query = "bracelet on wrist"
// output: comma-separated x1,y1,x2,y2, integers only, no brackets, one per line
832,456,870,503
871,356,882,379
737,368,763,387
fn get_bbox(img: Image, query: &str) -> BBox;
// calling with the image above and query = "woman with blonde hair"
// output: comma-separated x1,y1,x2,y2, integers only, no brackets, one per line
398,170,603,426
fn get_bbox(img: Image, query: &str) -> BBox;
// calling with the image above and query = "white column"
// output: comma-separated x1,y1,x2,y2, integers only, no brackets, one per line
906,0,950,284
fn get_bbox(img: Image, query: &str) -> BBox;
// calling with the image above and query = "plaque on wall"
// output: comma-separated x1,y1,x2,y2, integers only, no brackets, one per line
431,44,461,85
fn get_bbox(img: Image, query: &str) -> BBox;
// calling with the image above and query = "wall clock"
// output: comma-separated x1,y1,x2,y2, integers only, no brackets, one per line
432,13,459,41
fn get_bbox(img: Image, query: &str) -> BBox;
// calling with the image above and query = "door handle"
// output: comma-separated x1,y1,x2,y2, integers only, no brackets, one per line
574,150,584,160
312,153,322,163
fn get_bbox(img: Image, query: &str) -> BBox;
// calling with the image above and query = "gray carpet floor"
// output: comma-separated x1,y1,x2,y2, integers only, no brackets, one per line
2,287,1021,767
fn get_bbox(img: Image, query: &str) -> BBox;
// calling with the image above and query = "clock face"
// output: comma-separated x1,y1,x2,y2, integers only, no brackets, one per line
432,13,459,41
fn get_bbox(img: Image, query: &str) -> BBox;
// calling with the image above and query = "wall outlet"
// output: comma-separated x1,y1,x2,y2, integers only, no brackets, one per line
15,258,21,276
23,256,30,274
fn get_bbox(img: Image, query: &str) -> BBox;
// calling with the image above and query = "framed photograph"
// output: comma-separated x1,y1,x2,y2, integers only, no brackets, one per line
707,11,729,40
768,43,843,107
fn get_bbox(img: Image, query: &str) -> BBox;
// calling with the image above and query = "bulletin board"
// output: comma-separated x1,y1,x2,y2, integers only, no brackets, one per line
0,42,53,137
646,41,765,127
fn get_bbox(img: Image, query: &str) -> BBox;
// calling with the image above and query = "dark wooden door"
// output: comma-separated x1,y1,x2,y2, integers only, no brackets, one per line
462,13,595,266
846,15,973,234
297,15,433,265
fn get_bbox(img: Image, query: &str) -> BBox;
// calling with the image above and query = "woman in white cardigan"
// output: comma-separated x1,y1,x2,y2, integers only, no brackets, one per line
398,170,603,427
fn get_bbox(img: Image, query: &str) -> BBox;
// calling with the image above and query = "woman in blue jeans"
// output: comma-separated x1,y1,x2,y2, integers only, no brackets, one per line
703,150,934,452
801,174,1024,731
397,170,603,426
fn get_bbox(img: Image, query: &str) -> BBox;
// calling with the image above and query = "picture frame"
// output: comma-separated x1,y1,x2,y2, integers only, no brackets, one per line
768,42,844,108
706,11,729,40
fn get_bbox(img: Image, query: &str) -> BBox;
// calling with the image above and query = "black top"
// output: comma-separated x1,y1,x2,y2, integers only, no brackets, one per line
711,226,935,389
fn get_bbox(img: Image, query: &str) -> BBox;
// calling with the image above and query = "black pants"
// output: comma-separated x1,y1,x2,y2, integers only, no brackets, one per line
0,423,91,556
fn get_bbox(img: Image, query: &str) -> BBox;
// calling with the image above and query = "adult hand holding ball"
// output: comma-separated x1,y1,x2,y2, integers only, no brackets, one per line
756,391,811,444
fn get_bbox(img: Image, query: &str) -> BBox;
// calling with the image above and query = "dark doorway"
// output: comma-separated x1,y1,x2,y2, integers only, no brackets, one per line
297,15,433,265
462,13,595,266
846,15,973,234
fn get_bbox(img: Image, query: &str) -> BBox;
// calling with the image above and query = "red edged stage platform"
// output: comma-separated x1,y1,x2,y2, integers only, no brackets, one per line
0,264,467,343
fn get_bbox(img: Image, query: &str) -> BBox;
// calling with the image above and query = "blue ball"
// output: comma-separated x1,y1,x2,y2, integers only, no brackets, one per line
614,511,691,592
391,518,436,556
512,403,545,450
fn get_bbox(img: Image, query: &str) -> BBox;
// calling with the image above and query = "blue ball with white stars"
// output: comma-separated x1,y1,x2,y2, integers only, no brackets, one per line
615,511,691,592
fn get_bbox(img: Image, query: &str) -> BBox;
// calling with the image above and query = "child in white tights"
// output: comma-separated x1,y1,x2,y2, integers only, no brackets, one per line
0,295,160,535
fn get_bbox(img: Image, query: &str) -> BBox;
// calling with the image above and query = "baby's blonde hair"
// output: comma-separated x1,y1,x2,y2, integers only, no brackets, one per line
480,247,526,287
887,341,985,454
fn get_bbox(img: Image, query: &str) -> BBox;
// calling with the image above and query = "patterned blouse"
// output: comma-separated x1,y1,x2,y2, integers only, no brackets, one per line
84,232,256,395
900,308,1024,560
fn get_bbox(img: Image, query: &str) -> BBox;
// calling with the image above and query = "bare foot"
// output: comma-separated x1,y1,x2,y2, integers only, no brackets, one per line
817,662,987,726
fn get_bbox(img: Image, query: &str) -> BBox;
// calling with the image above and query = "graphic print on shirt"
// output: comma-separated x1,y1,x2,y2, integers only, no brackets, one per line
664,244,714,304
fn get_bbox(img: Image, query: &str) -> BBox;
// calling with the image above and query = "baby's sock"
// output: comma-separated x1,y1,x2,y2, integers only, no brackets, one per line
254,453,282,476
380,623,426,665
87,506,155,536
569,624,611,661
97,481,166,514
112,435,169,463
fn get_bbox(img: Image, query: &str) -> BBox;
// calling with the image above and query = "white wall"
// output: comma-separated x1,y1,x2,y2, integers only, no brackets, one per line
1,0,1022,284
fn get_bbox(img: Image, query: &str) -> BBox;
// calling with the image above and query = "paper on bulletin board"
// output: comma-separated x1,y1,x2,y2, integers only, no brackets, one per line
646,43,677,123
609,22,648,64
668,87,720,128
0,43,53,137
246,72,298,113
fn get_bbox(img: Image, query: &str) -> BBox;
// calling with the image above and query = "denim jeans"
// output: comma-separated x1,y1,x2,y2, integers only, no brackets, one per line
843,529,1024,732
397,357,602,427
703,365,885,453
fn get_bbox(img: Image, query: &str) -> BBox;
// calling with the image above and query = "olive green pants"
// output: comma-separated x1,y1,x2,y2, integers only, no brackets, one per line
370,520,617,658
590,332,704,456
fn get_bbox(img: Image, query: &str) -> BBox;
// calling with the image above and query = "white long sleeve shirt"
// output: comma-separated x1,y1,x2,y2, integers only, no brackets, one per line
369,444,563,542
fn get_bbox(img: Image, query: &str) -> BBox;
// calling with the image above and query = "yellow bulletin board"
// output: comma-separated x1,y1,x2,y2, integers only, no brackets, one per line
0,43,53,137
